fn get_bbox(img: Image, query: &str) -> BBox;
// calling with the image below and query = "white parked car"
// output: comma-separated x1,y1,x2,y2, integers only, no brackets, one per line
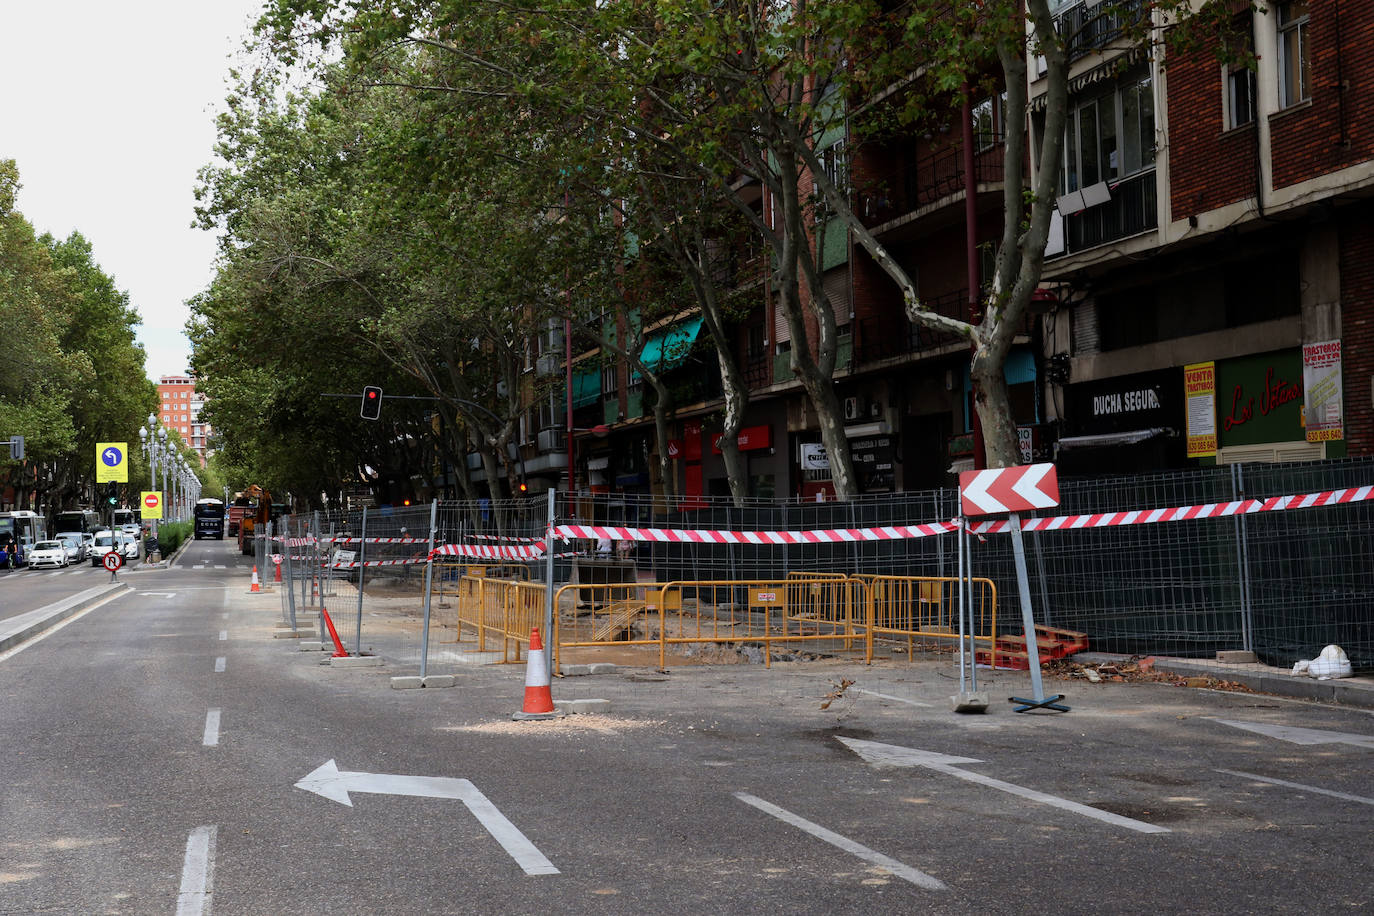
54,532,87,562
120,522,142,541
29,540,69,569
117,532,140,560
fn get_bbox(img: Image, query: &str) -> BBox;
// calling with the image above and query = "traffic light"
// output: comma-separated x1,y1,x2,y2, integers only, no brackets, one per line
517,481,528,494
106,482,118,506
360,386,383,420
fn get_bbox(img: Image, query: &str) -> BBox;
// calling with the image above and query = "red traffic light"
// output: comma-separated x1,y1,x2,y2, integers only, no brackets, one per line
360,386,383,420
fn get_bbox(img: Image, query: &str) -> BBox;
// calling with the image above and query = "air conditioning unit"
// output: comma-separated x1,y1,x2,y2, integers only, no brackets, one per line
535,354,559,376
843,396,863,421
537,428,565,452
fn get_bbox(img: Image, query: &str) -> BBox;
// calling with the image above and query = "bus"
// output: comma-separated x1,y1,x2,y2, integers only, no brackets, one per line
0,510,47,568
53,508,102,535
112,507,142,531
193,498,226,540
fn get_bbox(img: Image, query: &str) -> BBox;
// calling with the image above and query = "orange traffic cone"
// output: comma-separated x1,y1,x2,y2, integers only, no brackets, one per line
250,566,261,593
512,628,560,721
273,558,282,583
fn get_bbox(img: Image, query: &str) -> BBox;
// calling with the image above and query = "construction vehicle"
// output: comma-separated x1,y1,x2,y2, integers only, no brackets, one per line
236,486,272,555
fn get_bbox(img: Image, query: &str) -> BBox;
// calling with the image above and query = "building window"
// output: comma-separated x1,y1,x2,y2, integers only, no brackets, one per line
971,92,1005,151
601,364,618,395
1224,20,1256,129
1276,1,1310,108
1061,75,1155,194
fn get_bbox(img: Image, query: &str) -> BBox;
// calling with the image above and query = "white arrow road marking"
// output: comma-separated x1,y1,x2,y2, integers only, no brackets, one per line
1214,719,1374,750
214,657,226,673
1216,769,1374,806
140,591,177,598
295,760,558,876
850,687,933,709
734,792,946,890
175,825,217,916
838,738,1169,834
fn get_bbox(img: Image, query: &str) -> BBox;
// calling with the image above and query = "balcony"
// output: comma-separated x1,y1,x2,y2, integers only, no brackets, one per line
856,137,1004,231
1057,0,1146,64
855,289,972,364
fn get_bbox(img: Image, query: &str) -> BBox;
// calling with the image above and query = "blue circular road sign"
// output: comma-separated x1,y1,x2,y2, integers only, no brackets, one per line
102,446,124,467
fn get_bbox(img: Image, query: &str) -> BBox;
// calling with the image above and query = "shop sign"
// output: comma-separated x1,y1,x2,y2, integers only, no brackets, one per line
1017,427,1034,465
800,442,829,470
1184,361,1217,458
682,420,703,460
666,439,683,459
852,436,895,493
712,425,772,454
1216,350,1304,447
1066,369,1180,435
1303,340,1344,443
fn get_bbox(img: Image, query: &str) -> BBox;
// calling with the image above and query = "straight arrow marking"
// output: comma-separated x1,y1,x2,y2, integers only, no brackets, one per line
1216,769,1374,806
839,738,1169,834
296,760,558,875
735,793,946,890
1214,719,1374,750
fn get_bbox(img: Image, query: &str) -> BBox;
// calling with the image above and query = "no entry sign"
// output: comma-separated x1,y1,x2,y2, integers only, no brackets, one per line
141,491,163,520
959,463,1060,517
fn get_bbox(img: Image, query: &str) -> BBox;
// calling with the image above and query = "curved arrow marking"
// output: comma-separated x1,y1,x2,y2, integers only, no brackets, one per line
296,760,558,875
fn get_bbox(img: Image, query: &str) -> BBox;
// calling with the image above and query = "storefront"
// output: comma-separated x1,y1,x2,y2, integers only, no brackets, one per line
1056,367,1185,474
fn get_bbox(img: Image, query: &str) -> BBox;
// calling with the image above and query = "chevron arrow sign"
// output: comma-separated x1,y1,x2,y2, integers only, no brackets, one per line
959,463,1061,517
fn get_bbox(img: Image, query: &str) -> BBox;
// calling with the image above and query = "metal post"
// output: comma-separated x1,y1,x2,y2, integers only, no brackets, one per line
544,487,556,674
957,515,967,686
1007,512,1067,713
419,499,438,679
1233,463,1254,652
284,517,297,629
354,507,367,657
965,520,977,693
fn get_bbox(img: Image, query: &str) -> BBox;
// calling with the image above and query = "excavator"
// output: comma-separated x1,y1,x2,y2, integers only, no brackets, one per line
236,485,272,555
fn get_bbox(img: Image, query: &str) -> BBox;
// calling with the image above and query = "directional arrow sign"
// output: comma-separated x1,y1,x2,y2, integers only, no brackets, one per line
838,737,1169,834
295,760,559,875
1214,719,1374,750
959,463,1060,517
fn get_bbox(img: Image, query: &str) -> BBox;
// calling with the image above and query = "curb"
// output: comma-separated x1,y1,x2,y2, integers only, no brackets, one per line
1075,652,1374,710
0,582,130,653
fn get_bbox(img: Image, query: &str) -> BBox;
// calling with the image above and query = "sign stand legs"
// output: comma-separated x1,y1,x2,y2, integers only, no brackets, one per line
1006,511,1068,713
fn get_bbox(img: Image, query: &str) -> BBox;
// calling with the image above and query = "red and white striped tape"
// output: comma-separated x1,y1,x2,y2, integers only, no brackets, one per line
553,522,958,545
326,536,428,545
430,542,547,560
966,486,1374,534
551,486,1372,545
330,557,430,569
471,533,547,544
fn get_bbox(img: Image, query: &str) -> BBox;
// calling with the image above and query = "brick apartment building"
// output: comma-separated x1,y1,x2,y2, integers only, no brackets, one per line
495,0,1374,505
157,374,212,467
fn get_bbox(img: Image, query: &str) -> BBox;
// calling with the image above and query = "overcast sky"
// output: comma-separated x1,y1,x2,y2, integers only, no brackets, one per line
0,0,266,383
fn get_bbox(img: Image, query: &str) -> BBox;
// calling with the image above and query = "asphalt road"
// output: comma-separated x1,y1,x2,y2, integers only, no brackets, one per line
0,545,151,622
1,537,1370,914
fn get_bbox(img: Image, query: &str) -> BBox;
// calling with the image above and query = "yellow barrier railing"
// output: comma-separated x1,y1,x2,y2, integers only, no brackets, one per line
447,572,999,671
861,574,998,658
446,575,547,662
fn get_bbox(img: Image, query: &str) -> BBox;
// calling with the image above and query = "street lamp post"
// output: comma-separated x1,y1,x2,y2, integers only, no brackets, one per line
140,415,161,562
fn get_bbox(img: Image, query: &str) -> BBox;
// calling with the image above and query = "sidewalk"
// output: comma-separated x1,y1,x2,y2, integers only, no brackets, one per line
1076,651,1374,709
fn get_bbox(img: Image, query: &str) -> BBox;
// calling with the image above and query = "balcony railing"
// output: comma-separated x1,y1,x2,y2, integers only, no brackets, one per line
1057,0,1147,64
856,137,1004,230
855,289,972,363
1060,168,1157,256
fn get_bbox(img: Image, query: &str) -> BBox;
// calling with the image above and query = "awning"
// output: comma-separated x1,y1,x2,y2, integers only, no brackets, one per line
571,367,600,408
1055,427,1173,451
634,317,704,379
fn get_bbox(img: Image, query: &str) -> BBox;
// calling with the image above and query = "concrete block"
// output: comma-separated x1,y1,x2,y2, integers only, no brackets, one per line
330,654,383,668
391,676,424,689
588,664,619,675
273,628,312,639
951,691,989,713
421,675,455,688
1216,650,1258,664
560,664,593,676
555,698,611,715
298,641,325,651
